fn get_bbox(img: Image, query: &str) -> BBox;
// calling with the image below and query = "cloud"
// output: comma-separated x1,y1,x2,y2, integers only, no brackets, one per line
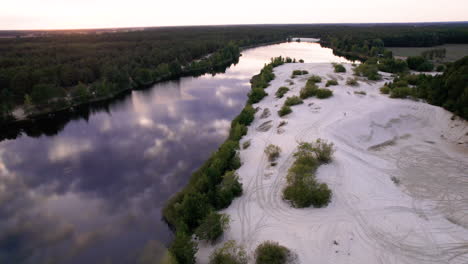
48,138,93,162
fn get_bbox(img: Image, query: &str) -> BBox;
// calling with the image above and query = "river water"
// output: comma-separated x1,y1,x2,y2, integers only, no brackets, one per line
0,42,349,264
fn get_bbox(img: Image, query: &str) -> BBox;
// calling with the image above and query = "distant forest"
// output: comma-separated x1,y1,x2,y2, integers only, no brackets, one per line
1,23,468,122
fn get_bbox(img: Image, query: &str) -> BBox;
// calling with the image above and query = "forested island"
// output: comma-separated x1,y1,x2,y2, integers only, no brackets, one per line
1,23,468,125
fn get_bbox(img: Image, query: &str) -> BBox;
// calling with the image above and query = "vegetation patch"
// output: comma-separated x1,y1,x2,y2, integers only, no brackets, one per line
333,63,346,73
283,139,334,208
346,77,359,86
255,241,292,264
291,70,308,78
354,59,381,80
195,212,230,243
308,75,322,83
265,144,281,162
275,87,290,98
316,88,333,99
209,240,248,264
354,91,366,95
325,79,338,87
278,105,292,117
284,96,303,106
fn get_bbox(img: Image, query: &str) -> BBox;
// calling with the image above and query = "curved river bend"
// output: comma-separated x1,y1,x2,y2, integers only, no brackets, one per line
0,42,349,264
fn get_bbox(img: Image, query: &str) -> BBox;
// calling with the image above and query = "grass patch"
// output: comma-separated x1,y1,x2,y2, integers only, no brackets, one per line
325,79,338,87
255,241,292,264
316,88,333,99
275,86,289,98
333,63,346,73
265,144,281,162
284,96,303,106
210,240,248,264
278,105,292,117
308,75,322,83
283,139,334,208
346,77,359,86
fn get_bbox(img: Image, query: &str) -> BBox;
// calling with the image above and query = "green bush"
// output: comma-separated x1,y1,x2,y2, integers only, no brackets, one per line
436,64,445,72
299,84,318,99
210,240,248,264
390,86,414,98
170,232,198,264
216,171,243,209
278,105,292,117
333,64,346,73
346,78,359,86
255,241,291,264
325,79,338,87
354,62,381,80
284,96,303,106
195,212,230,243
291,70,308,77
282,140,334,208
265,144,281,162
316,88,333,99
380,85,390,94
248,88,268,104
407,56,434,72
275,87,290,98
308,75,322,83
233,104,255,126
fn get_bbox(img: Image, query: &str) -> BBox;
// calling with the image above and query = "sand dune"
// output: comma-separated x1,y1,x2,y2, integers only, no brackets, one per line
197,63,468,264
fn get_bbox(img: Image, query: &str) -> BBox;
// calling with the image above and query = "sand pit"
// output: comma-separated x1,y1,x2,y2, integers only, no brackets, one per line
197,63,468,264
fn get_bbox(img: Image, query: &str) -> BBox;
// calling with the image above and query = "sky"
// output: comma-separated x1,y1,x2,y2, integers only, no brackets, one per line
1,0,467,30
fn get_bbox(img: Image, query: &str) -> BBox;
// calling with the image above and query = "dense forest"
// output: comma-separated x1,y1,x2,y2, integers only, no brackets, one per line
1,23,468,123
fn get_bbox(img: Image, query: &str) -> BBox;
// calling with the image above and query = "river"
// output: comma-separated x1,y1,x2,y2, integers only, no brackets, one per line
0,41,349,264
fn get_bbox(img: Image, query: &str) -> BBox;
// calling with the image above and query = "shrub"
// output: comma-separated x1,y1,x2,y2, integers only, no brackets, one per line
310,139,335,163
407,56,434,72
436,64,445,72
333,64,346,73
210,240,248,264
299,59,304,63
284,96,303,106
216,171,243,209
354,63,381,80
275,87,289,98
233,104,255,126
390,86,414,98
316,88,333,99
255,241,291,264
291,69,308,77
346,78,359,86
248,88,268,104
265,144,281,162
354,91,366,95
170,232,197,264
380,86,390,94
326,79,338,87
282,140,334,208
195,212,230,243
308,75,322,83
299,84,318,99
278,105,292,117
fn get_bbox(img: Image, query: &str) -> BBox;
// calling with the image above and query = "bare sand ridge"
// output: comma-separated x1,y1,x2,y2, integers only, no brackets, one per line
197,63,468,264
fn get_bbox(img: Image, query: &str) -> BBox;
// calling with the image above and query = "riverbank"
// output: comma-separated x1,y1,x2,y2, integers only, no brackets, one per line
197,62,468,263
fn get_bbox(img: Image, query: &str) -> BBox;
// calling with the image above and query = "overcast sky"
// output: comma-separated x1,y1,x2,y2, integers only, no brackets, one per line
1,0,467,30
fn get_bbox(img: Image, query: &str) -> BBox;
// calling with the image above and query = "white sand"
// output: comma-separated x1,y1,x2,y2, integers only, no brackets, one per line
197,63,468,264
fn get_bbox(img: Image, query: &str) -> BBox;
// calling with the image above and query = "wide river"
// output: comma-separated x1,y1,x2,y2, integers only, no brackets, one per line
0,42,349,264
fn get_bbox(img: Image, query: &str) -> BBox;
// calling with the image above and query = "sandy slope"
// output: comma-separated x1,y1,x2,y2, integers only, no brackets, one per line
197,63,468,264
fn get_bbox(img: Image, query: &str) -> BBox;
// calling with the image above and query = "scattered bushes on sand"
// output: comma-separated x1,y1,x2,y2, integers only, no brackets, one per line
210,240,248,264
275,87,290,98
255,241,292,264
278,105,292,117
346,77,359,86
333,63,346,73
284,96,303,106
195,212,230,243
164,57,292,262
326,79,338,87
283,140,334,208
265,144,281,162
316,88,333,99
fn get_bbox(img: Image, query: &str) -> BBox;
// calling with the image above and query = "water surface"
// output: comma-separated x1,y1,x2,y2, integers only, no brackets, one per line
0,42,349,264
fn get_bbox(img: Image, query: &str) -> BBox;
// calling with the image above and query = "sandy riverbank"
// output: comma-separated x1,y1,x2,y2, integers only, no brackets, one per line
197,62,468,264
